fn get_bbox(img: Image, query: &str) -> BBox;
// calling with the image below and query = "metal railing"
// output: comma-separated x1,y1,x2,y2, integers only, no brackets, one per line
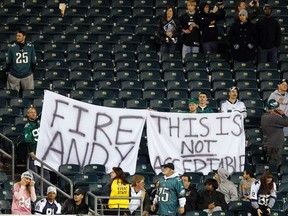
85,194,143,216
0,133,15,181
27,156,74,198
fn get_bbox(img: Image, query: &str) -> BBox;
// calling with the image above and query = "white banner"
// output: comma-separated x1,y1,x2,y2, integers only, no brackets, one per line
36,91,147,174
146,111,246,175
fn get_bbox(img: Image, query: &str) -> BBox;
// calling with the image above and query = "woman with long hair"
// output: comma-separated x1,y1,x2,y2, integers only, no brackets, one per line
102,167,130,215
250,171,277,216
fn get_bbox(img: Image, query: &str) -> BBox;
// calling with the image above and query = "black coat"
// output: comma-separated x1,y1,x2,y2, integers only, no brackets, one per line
227,19,258,62
197,189,227,211
61,198,89,214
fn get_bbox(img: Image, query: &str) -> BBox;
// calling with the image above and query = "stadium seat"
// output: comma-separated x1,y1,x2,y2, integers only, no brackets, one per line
0,90,18,99
212,80,234,90
163,71,185,82
94,90,118,100
1,125,23,137
120,80,142,90
139,61,160,71
185,211,208,216
210,62,231,72
126,99,148,109
189,80,211,91
0,189,12,201
114,51,135,62
236,80,258,90
74,173,98,191
230,172,243,185
98,80,120,91
115,71,138,81
75,80,95,90
238,89,260,100
9,98,32,109
166,80,188,91
118,90,142,100
149,99,171,112
211,70,233,82
166,90,189,101
93,70,114,82
233,61,255,72
89,182,105,196
258,71,280,82
103,99,124,108
259,80,278,92
211,210,234,216
143,90,165,101
185,62,207,72
161,52,182,63
270,210,286,216
143,80,165,91
45,69,69,81
186,71,209,82
0,199,11,214
243,99,264,108
139,70,162,81
83,164,106,177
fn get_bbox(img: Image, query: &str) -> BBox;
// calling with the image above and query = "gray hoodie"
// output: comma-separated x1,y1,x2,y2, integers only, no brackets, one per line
216,168,239,203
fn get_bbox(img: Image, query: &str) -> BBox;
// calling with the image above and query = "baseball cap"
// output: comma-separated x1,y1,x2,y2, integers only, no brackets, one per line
278,79,288,84
21,171,33,180
161,163,174,170
47,186,57,195
188,98,198,104
239,9,248,17
263,4,271,10
74,188,84,195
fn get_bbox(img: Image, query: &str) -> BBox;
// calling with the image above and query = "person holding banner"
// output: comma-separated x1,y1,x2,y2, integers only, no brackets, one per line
188,98,199,113
151,163,186,216
102,167,130,215
23,107,50,193
197,92,215,113
220,86,247,118
261,99,288,165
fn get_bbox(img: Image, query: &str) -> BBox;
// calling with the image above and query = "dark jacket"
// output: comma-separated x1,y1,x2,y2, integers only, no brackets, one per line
61,198,89,214
198,2,226,43
197,189,227,211
179,11,201,46
255,15,281,49
184,185,199,213
227,19,258,62
157,16,180,45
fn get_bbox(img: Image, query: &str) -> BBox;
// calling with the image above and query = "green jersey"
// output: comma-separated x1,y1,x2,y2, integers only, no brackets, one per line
156,173,186,215
197,106,215,113
7,42,36,78
24,120,40,153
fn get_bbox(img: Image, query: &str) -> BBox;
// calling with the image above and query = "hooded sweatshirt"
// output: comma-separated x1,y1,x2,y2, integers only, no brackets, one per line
216,168,238,203
198,2,225,43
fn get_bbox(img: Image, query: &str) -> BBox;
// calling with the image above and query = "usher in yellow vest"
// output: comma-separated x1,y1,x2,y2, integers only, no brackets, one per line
108,179,130,209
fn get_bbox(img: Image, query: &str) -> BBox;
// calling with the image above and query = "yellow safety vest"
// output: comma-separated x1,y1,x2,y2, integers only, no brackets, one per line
108,179,130,209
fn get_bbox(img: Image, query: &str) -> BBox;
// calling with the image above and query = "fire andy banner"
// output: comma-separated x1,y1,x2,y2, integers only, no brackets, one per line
36,91,245,175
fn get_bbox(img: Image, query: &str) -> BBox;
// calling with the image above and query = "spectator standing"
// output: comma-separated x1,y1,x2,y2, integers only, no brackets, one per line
102,167,130,215
213,168,238,204
151,163,186,216
197,92,215,113
197,178,227,216
250,171,277,216
129,175,150,216
255,4,281,63
221,86,247,118
227,9,258,62
238,169,256,201
6,30,36,92
198,1,226,55
11,171,37,214
268,79,288,135
24,107,50,193
181,174,199,214
261,99,288,165
157,6,180,54
179,0,201,59
188,98,199,113
148,179,159,215
234,0,260,23
61,188,89,214
35,186,61,215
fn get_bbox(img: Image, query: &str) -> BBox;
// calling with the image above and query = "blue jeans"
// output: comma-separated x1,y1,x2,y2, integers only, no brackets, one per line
182,44,200,59
257,46,278,63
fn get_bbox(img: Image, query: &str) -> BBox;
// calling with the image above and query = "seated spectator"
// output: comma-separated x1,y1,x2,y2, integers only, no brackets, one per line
238,169,255,201
188,98,199,113
213,168,238,203
181,174,199,214
11,171,37,214
129,175,150,216
197,92,215,113
35,186,61,214
61,188,89,214
255,4,281,63
221,86,247,118
157,6,180,54
102,167,130,215
228,9,258,62
198,1,226,55
250,171,277,216
198,178,227,216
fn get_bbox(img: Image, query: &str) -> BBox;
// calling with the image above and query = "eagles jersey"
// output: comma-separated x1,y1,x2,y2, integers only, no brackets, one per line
250,180,277,208
7,42,36,78
35,198,61,215
156,173,186,215
221,99,247,118
24,119,40,153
